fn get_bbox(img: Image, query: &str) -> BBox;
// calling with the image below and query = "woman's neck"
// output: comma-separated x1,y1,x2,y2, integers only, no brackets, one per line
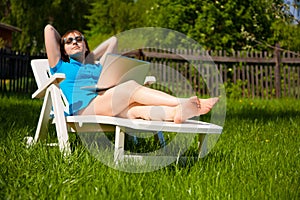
69,52,84,63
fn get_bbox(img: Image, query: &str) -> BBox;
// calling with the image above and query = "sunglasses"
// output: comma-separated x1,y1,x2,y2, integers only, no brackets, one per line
63,35,84,45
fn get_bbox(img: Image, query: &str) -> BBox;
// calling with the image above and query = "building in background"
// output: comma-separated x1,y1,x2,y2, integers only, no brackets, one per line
0,22,22,50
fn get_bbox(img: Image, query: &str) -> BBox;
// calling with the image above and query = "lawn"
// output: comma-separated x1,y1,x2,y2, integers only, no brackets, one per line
0,95,299,199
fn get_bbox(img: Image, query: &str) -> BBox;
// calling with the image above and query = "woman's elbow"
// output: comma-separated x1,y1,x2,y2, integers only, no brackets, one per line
44,24,52,30
44,24,55,34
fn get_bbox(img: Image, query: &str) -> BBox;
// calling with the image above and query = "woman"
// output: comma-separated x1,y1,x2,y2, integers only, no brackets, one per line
44,24,218,123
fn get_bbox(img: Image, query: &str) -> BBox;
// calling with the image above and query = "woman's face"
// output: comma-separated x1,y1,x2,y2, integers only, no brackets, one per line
63,32,87,60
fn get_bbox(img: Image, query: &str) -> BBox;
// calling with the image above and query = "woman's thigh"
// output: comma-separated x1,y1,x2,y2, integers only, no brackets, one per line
79,82,140,116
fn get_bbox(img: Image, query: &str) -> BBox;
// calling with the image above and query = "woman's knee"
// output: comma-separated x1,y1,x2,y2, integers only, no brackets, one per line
122,80,140,88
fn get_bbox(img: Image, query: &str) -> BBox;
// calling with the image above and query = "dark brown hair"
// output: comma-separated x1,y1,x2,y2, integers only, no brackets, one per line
60,30,90,62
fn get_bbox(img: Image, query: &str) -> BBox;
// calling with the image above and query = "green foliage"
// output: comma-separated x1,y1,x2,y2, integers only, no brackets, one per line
1,0,92,54
145,0,293,51
268,20,300,51
85,0,154,49
193,0,274,51
2,0,300,53
0,38,5,48
47,0,92,33
224,79,246,99
1,0,47,53
145,0,200,34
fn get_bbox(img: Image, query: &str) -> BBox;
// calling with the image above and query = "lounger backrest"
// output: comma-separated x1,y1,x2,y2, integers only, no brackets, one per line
31,59,70,115
31,59,52,88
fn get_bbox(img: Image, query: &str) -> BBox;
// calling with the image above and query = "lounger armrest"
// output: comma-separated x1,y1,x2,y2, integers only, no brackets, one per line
144,76,156,86
32,73,66,99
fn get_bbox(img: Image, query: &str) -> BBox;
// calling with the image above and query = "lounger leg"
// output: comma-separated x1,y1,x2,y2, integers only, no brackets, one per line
30,88,52,145
157,131,166,147
114,126,125,163
50,85,71,156
198,134,208,159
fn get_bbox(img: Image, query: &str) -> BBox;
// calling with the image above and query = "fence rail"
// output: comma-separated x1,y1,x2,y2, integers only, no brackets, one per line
1,48,300,99
124,47,300,99
0,49,46,95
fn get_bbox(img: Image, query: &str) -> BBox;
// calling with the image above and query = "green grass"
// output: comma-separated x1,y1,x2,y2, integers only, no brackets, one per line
0,95,299,199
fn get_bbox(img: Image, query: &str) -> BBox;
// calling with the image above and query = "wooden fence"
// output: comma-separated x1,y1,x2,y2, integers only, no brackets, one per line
0,49,45,95
1,48,300,99
124,47,300,99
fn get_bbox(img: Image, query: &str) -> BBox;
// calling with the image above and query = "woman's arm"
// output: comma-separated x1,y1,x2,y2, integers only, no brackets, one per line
44,24,61,68
92,36,118,66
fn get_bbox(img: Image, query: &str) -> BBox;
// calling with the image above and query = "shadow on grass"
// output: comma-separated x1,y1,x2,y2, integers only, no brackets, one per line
0,95,41,138
226,107,299,122
226,98,300,122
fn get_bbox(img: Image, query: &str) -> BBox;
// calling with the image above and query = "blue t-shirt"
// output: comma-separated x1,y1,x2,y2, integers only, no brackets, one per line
50,58,103,115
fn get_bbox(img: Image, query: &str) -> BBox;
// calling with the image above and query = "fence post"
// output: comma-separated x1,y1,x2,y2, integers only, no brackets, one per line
274,43,281,98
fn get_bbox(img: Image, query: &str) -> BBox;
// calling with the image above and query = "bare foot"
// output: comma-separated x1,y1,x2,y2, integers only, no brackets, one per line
189,96,201,107
174,96,201,123
174,97,219,123
198,97,219,115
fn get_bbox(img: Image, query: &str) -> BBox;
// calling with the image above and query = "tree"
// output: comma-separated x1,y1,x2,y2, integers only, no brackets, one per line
48,0,92,34
2,0,300,53
85,0,154,49
144,0,298,51
1,0,92,54
267,1,300,51
0,0,11,19
1,0,51,53
191,0,278,51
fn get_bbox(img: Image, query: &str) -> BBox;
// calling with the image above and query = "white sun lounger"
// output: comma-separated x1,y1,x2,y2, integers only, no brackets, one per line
26,58,222,164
